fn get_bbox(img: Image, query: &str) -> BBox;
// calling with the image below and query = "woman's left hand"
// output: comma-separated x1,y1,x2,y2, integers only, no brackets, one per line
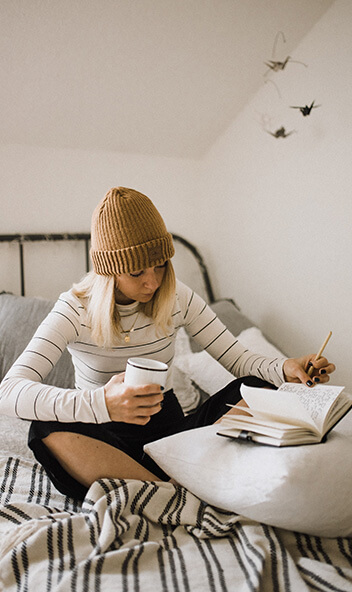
283,355,336,386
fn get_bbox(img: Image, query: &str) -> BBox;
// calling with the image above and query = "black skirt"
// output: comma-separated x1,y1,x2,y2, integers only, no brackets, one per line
29,376,273,500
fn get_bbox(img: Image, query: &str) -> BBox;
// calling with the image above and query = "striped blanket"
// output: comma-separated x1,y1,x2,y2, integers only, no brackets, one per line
0,456,351,592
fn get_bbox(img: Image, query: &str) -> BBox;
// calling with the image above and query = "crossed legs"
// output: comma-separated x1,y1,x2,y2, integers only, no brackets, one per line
43,432,161,488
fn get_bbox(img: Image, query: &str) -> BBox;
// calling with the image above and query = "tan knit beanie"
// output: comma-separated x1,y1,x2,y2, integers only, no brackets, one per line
90,187,175,275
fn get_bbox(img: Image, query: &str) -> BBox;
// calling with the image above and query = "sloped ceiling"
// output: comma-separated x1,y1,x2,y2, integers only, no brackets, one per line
1,0,334,158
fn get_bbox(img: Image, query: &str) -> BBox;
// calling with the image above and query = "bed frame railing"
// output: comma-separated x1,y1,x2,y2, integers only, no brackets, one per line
0,233,215,303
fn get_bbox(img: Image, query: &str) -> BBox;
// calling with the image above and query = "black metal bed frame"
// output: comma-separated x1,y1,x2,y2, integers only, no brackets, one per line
0,233,215,303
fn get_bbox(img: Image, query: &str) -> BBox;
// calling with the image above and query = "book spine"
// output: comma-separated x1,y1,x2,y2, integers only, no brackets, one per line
237,430,254,442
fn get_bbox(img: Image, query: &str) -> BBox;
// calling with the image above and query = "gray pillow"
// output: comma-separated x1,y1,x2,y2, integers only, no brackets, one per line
0,293,75,388
190,299,253,352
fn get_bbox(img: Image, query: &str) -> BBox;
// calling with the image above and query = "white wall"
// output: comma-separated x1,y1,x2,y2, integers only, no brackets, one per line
1,0,351,389
0,144,201,297
0,143,200,235
196,0,352,388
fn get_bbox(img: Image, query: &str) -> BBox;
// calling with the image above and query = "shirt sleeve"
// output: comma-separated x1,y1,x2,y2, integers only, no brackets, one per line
0,293,111,423
176,281,287,387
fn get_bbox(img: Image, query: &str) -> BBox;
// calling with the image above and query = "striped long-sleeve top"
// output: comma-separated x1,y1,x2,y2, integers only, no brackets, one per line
0,280,286,423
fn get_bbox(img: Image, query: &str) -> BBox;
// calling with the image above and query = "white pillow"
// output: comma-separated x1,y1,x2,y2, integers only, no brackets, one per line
172,328,201,412
145,410,352,537
184,327,285,395
237,327,285,358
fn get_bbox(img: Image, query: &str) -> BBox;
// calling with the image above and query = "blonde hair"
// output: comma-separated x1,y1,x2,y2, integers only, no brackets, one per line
72,260,176,348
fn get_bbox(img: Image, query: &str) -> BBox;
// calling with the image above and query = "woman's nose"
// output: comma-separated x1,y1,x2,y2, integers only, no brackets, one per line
143,269,159,289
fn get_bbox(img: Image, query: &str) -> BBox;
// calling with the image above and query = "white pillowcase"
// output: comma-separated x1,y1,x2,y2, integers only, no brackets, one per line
145,410,352,537
172,325,285,409
182,326,285,395
172,328,202,412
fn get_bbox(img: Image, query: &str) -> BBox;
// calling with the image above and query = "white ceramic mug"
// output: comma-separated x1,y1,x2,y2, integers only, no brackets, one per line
124,357,168,388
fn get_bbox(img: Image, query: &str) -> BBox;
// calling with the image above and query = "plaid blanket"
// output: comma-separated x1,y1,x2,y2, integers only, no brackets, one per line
0,456,352,592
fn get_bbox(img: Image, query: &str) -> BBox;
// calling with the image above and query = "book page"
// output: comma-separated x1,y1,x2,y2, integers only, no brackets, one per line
240,384,316,426
278,383,344,431
221,412,311,432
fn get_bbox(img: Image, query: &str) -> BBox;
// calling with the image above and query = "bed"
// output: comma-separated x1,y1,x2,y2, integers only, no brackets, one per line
0,233,351,592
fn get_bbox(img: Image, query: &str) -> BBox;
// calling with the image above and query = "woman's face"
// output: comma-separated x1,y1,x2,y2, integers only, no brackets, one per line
115,263,166,304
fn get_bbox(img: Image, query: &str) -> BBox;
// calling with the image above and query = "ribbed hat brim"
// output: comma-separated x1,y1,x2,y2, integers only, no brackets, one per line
91,233,175,275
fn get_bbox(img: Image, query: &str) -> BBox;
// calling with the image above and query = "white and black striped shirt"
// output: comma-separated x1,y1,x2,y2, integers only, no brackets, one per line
0,280,286,423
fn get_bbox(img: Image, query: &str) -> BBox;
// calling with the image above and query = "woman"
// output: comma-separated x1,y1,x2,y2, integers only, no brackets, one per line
0,187,335,500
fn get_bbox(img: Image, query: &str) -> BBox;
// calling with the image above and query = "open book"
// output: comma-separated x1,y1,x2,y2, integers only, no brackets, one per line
217,382,352,446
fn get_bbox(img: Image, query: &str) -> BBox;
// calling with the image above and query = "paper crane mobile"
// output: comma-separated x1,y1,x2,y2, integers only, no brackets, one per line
267,126,295,139
290,101,320,116
264,32,307,76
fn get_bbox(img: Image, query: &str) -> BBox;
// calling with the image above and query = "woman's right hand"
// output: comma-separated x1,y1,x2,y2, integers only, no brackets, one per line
104,372,164,425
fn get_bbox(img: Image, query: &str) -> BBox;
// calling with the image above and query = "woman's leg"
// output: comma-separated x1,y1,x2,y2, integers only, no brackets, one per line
43,431,162,488
29,392,182,498
180,376,276,431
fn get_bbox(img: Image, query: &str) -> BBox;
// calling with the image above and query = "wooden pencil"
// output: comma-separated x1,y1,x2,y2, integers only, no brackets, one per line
307,331,332,376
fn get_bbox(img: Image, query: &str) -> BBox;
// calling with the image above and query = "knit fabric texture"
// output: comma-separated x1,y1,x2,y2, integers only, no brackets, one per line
90,187,175,275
